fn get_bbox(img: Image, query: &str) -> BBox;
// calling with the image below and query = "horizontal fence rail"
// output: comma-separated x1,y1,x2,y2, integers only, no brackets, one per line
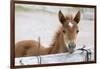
15,47,94,66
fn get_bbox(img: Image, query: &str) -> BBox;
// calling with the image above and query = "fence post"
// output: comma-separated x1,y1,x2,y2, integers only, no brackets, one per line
37,37,41,64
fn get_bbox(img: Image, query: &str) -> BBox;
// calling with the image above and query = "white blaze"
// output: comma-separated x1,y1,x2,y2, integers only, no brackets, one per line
68,22,73,28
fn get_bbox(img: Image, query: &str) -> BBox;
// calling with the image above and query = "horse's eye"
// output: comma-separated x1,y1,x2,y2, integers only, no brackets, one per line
76,30,79,33
63,30,66,33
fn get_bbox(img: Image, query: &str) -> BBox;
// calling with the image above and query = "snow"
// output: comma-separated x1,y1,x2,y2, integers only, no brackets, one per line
15,12,61,47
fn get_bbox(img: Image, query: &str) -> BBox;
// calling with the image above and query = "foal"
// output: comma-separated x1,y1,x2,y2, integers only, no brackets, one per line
15,10,80,57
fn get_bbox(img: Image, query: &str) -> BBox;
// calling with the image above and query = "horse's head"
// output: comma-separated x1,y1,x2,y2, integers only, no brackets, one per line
59,10,80,53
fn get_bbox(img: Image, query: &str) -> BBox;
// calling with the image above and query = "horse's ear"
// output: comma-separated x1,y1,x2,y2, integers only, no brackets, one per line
74,11,80,24
59,10,66,24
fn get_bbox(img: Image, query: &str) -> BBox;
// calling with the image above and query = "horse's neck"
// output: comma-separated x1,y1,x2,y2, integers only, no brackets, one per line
49,28,68,54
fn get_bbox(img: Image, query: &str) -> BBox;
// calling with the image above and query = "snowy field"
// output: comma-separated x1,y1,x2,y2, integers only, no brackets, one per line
15,4,95,65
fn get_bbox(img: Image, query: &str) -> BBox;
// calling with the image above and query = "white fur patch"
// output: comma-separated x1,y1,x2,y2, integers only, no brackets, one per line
68,22,73,28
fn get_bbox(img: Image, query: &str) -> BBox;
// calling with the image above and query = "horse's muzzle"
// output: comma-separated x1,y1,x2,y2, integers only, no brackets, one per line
67,43,76,53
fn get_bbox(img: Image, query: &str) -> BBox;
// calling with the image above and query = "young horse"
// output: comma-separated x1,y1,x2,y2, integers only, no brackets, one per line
15,10,80,57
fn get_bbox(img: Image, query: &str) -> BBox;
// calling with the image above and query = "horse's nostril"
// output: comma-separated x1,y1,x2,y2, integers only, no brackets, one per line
68,43,76,48
68,43,76,53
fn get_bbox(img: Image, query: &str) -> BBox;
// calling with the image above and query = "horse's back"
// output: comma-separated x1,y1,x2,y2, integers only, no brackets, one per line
15,40,40,57
15,40,51,57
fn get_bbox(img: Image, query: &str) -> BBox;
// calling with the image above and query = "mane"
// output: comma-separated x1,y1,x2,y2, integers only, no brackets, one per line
50,15,72,47
65,15,73,20
50,26,63,46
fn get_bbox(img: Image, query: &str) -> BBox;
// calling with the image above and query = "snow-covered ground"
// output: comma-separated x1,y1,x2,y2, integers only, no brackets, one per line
15,12,60,47
15,4,95,65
